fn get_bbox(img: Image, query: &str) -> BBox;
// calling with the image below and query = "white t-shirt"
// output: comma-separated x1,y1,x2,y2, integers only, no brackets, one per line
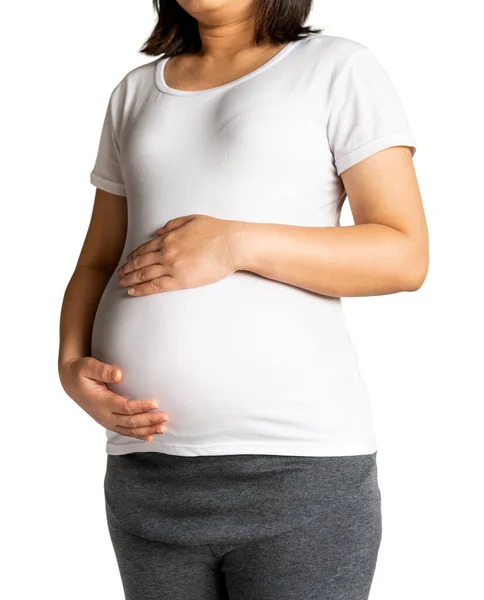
90,32,416,457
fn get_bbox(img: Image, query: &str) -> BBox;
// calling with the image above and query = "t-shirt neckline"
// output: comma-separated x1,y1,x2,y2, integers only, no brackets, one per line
155,36,307,97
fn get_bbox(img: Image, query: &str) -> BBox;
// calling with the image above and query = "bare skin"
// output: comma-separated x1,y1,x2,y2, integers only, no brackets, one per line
58,0,428,443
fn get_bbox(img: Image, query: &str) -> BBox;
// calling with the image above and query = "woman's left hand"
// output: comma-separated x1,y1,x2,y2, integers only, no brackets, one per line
116,214,240,296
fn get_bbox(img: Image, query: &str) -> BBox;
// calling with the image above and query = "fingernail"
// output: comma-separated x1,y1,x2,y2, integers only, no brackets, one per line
157,425,166,433
128,288,136,295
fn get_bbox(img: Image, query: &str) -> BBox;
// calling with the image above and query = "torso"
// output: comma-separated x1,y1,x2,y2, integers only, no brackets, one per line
91,32,378,457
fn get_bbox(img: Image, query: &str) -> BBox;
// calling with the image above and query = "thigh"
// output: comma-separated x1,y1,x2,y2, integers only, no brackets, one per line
222,453,382,600
105,501,228,600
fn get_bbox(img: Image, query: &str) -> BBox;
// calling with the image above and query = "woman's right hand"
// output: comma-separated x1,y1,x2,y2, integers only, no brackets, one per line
59,356,169,442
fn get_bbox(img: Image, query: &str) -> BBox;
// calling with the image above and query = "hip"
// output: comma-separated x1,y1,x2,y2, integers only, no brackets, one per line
103,450,382,547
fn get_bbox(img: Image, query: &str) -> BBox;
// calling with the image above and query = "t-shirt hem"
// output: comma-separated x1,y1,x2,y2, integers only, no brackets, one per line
106,439,379,457
90,171,127,197
335,132,417,176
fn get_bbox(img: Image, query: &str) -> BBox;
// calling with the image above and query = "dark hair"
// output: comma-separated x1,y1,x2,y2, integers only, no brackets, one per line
140,0,323,57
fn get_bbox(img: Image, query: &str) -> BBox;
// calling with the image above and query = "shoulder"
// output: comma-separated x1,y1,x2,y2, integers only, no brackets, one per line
301,32,373,73
109,58,159,105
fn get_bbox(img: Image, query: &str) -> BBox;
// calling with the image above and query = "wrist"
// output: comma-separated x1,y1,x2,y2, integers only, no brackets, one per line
226,220,254,272
58,354,82,375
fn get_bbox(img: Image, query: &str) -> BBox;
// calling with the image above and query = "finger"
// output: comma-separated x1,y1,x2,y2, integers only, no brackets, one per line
124,237,162,263
108,394,163,415
117,251,162,277
112,421,167,439
112,410,169,429
153,215,196,236
127,275,179,296
119,263,168,287
83,357,122,384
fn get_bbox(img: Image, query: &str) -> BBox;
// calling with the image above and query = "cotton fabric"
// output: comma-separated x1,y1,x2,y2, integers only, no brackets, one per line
104,450,382,599
90,32,416,457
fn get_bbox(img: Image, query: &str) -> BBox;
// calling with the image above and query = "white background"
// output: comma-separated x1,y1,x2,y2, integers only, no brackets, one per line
2,1,483,598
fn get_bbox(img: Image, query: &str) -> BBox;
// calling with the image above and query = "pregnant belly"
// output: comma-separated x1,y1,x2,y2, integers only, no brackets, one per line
91,270,356,447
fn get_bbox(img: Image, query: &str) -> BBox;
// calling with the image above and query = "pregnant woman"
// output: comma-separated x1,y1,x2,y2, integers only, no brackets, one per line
58,1,428,598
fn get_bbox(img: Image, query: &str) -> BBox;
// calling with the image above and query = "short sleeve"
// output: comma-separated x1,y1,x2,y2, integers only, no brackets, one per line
89,86,127,196
327,46,417,177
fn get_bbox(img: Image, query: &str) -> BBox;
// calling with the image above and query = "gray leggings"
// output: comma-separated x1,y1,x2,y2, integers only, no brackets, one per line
104,450,382,600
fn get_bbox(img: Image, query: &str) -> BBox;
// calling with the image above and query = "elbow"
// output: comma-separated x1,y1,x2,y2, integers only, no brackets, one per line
400,243,429,292
403,266,428,292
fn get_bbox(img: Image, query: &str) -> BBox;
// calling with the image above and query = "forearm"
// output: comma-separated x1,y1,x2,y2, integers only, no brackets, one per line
228,221,427,297
58,266,112,370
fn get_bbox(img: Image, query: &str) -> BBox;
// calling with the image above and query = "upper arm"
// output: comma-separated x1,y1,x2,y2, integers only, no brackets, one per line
341,146,427,245
327,46,428,282
341,147,429,289
76,188,127,274
327,44,428,263
78,80,128,272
